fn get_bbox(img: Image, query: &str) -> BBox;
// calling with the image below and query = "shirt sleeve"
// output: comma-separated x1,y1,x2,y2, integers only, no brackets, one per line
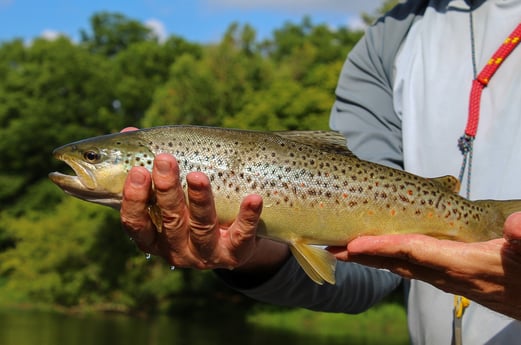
330,0,425,169
222,257,401,314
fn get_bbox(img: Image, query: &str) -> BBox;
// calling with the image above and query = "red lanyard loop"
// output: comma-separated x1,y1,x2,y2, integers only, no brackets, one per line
458,23,521,198
465,24,521,138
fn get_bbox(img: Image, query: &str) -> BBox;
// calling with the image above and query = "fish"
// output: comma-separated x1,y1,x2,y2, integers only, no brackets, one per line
49,125,521,285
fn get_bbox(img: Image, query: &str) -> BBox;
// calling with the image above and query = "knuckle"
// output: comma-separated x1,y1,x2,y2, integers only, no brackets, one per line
121,215,146,232
231,228,254,246
189,221,217,241
161,212,188,231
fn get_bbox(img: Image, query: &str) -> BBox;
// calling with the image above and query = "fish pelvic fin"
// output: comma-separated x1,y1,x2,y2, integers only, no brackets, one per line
289,240,337,285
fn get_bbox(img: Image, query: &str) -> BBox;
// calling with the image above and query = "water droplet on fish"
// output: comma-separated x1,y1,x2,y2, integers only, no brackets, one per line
145,253,151,260
170,266,176,271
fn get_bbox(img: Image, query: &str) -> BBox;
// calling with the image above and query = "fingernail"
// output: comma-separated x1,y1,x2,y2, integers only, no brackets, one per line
156,159,170,175
130,170,146,186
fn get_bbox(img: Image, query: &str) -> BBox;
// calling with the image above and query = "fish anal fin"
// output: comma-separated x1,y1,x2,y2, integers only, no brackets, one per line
148,204,163,233
289,240,337,285
430,175,461,193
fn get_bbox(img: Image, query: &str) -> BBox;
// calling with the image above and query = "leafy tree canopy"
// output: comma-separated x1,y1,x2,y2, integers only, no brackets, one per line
0,9,371,314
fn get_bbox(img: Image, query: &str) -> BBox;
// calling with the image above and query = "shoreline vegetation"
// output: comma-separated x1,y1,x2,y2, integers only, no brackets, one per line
0,2,407,343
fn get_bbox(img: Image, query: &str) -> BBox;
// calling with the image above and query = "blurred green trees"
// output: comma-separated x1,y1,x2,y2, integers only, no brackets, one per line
0,12,364,314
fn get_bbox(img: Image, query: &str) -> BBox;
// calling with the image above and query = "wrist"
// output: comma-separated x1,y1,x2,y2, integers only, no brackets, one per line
216,239,290,289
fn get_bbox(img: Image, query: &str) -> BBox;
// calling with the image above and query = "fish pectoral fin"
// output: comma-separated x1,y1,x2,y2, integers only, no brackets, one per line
289,241,337,285
147,204,163,233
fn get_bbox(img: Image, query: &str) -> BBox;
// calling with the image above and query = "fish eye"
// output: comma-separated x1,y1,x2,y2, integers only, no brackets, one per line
83,150,101,163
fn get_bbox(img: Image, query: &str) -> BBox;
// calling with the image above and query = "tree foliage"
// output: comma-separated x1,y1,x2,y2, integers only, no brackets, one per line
80,12,155,56
361,0,400,25
0,10,365,314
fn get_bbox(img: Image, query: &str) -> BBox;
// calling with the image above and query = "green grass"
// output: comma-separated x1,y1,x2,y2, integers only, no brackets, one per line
247,303,409,345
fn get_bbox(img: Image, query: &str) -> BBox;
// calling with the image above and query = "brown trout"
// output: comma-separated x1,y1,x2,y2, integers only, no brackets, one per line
49,125,521,285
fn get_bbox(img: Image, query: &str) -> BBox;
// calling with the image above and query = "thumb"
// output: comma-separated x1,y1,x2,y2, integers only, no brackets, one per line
228,194,263,248
504,212,521,252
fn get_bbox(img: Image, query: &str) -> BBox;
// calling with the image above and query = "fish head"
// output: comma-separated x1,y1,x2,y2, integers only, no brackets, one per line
49,131,154,209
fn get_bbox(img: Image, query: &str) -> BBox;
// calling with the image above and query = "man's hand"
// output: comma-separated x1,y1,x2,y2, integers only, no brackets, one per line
329,212,521,320
120,152,289,273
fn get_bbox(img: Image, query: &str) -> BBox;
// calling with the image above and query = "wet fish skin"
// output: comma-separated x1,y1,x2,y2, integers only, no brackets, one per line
49,125,521,285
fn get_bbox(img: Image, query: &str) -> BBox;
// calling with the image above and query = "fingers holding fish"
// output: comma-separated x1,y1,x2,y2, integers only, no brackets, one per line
120,166,158,252
122,153,265,270
228,194,263,248
152,154,191,234
345,234,504,274
182,175,264,269
185,171,220,259
338,233,521,319
150,155,200,266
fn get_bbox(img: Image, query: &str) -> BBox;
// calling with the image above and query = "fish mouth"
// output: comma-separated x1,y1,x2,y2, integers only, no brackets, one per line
49,154,122,209
49,171,93,196
50,152,98,190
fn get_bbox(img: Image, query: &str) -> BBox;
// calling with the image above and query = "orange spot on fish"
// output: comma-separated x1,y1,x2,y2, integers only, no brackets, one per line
343,193,348,198
367,210,374,216
427,212,434,219
390,209,396,216
407,189,413,196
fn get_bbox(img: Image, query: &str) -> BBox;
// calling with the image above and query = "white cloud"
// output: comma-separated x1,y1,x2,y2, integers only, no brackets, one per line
145,18,167,42
204,0,382,14
346,16,367,31
40,29,64,40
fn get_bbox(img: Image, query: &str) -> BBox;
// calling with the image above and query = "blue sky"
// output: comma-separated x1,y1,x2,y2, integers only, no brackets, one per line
0,0,382,44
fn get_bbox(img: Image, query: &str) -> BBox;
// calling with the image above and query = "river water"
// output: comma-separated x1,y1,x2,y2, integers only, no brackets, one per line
0,309,354,345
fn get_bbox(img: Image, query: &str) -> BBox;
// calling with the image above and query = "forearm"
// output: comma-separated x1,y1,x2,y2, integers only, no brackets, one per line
219,254,402,314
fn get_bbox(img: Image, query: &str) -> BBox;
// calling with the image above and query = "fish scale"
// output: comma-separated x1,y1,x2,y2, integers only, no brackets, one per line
49,125,521,285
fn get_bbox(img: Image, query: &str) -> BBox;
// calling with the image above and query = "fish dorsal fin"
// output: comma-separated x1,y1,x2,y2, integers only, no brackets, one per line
289,240,337,285
429,175,461,193
275,130,356,157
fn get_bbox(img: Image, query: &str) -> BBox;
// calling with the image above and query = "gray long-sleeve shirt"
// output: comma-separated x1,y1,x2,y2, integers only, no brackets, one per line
224,0,521,343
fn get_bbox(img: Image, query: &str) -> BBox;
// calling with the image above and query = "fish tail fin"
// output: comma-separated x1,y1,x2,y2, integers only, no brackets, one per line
289,241,337,285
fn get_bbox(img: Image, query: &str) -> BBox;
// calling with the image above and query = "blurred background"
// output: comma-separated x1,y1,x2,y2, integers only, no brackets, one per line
0,0,408,344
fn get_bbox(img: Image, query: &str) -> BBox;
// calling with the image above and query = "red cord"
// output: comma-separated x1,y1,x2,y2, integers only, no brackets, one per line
465,24,521,137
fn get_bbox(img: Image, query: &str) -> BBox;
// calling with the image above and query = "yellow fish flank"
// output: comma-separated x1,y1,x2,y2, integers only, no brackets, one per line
49,125,521,285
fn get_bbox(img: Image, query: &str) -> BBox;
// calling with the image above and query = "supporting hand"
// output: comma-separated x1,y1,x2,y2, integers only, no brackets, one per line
329,212,521,320
120,152,289,274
